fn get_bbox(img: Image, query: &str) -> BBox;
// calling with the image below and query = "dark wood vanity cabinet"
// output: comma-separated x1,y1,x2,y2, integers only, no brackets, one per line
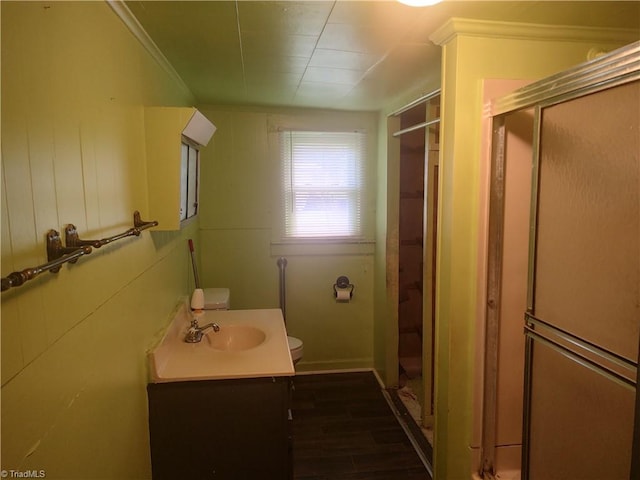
147,376,292,480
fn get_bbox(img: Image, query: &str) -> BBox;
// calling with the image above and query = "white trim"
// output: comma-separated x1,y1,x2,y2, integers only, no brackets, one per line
430,17,639,46
294,367,373,375
293,367,388,389
105,0,193,98
271,241,375,257
294,360,374,373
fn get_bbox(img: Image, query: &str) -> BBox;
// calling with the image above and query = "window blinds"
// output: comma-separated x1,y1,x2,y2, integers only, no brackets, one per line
280,131,365,239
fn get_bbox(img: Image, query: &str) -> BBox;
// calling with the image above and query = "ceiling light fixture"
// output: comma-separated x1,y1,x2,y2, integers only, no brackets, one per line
397,0,442,6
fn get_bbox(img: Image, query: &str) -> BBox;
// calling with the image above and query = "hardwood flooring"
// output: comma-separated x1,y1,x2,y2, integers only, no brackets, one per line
291,371,432,480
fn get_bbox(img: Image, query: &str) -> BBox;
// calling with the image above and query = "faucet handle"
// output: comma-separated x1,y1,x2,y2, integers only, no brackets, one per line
185,324,203,343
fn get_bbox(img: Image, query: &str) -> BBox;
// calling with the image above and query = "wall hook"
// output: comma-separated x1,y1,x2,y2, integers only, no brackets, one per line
47,230,91,270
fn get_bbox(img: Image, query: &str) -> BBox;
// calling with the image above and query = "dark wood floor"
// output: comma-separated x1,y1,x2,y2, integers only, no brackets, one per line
292,371,432,480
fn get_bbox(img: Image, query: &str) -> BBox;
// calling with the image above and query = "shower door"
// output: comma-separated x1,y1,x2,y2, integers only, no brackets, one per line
523,79,639,478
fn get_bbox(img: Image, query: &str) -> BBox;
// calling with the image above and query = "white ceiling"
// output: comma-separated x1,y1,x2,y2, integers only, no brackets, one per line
125,1,640,111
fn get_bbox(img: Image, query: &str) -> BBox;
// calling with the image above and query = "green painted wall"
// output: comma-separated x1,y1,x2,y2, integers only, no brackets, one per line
196,106,378,371
1,2,196,478
372,114,397,387
431,23,636,480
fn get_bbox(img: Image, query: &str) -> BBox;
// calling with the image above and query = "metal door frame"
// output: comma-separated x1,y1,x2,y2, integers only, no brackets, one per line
482,41,640,479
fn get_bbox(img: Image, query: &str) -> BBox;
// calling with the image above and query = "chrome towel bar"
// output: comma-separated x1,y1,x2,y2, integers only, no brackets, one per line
1,211,158,292
65,211,157,248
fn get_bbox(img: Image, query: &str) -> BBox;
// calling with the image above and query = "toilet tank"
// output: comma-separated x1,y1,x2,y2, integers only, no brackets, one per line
203,288,230,310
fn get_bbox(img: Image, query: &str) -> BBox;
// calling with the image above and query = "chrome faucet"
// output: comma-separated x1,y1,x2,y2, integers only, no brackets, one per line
185,317,220,343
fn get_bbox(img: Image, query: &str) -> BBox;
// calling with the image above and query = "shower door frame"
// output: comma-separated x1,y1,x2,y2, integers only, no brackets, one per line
482,41,640,478
388,89,441,426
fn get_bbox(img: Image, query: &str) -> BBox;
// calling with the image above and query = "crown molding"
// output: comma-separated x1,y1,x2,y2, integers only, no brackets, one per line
106,0,193,98
430,17,639,46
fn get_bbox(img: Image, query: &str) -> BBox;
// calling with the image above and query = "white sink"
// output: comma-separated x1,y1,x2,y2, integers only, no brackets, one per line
148,304,294,383
206,325,266,351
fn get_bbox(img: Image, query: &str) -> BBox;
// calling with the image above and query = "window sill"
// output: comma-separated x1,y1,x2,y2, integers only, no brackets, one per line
270,240,375,256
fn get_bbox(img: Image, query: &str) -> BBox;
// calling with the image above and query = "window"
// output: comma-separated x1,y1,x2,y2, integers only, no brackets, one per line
280,130,366,239
180,141,199,222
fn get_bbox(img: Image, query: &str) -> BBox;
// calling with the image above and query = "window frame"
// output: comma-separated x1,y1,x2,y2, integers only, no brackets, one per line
279,129,366,242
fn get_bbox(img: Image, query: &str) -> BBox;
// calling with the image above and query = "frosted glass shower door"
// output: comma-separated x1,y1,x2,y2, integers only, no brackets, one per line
524,80,639,479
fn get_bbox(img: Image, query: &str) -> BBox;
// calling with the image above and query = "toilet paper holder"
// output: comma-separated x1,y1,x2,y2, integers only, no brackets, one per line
333,275,354,299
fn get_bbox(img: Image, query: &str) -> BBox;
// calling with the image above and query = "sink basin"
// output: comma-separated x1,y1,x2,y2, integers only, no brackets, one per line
206,325,266,351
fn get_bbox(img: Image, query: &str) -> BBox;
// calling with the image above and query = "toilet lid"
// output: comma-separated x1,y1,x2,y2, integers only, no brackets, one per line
287,336,303,350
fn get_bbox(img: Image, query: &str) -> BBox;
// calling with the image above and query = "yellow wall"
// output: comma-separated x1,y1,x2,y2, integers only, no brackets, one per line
1,2,196,478
372,113,399,387
431,21,636,480
196,106,378,371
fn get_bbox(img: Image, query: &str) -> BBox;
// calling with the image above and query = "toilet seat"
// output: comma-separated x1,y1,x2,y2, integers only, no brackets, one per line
287,336,304,362
287,336,302,350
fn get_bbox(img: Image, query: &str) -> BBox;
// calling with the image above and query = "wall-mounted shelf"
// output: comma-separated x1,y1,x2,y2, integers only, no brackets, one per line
1,211,157,292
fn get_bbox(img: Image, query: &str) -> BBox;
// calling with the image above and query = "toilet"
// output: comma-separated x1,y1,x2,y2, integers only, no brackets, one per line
203,288,304,365
202,287,231,311
287,335,304,365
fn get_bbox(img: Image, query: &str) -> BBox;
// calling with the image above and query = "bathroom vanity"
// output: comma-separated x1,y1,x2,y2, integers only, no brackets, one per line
147,305,295,479
148,376,292,479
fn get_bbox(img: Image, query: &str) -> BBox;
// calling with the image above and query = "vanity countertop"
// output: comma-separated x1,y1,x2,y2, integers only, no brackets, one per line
149,304,295,383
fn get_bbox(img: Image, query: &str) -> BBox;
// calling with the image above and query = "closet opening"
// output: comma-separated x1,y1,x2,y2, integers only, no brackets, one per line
388,90,440,450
